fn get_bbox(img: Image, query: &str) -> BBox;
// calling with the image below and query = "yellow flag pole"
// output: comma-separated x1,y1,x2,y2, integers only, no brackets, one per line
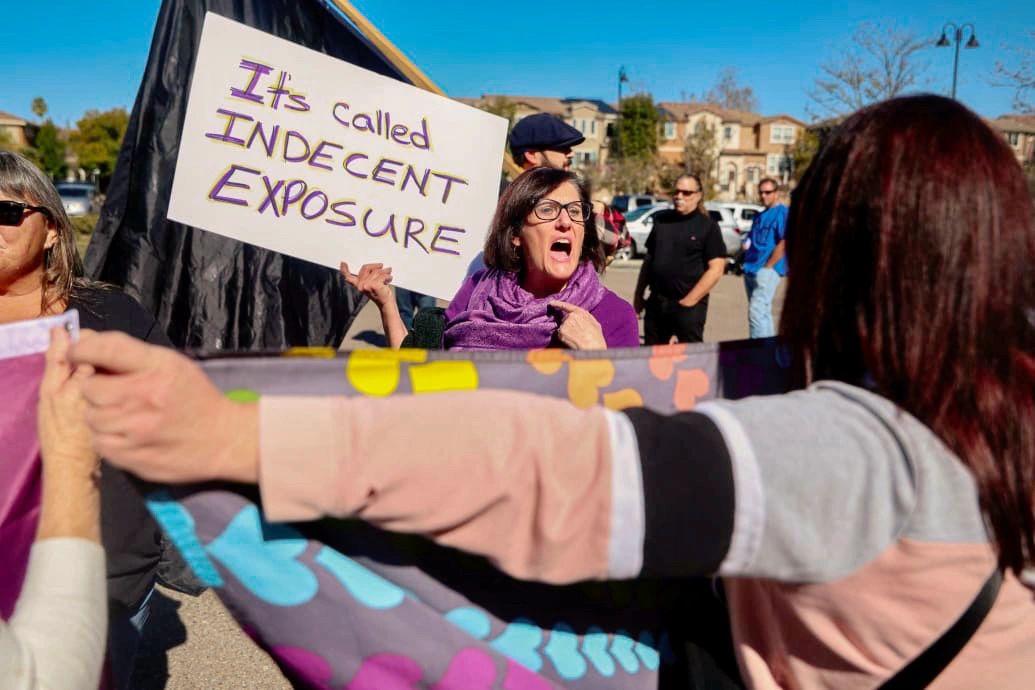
327,0,522,178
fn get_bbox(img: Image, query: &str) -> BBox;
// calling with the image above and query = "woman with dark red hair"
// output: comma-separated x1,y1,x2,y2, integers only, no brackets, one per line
70,95,1035,689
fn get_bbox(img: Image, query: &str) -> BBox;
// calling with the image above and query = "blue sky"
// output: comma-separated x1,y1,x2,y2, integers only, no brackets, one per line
4,0,1031,128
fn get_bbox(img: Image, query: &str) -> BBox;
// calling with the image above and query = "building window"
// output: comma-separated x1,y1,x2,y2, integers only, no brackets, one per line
770,125,796,144
746,167,758,183
606,122,616,138
1007,132,1020,146
767,153,792,175
664,122,677,140
723,126,733,142
579,151,597,164
591,120,596,135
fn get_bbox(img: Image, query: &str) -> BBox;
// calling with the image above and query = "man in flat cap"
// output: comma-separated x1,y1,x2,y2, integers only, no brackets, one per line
508,113,585,171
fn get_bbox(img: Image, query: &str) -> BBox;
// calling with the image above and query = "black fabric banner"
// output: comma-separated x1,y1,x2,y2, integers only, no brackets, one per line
85,0,411,350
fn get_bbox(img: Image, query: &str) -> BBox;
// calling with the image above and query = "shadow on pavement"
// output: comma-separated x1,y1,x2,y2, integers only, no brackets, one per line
129,588,188,689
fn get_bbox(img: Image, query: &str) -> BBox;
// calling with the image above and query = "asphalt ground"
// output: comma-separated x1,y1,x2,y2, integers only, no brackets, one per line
133,259,785,688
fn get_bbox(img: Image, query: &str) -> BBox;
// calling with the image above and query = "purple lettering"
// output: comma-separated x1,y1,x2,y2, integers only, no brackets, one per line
205,108,253,146
431,172,469,204
371,158,402,186
308,141,343,171
326,200,357,227
343,153,370,179
208,164,259,206
230,59,272,104
400,166,430,197
362,209,398,242
352,113,374,133
286,92,310,112
258,177,284,216
267,71,290,111
331,102,351,128
430,225,465,256
389,123,410,146
246,121,280,157
403,217,429,254
410,118,431,149
282,131,311,163
281,180,308,214
301,191,329,220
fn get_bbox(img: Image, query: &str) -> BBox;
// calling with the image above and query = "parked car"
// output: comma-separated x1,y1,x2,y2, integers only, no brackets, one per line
718,201,764,236
703,201,742,258
610,194,665,214
56,183,97,216
624,202,671,256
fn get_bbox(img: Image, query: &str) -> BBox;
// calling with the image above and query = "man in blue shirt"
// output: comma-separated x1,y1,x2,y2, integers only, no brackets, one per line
741,178,788,338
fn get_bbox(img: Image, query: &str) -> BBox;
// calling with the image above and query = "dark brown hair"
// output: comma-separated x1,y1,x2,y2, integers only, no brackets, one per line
781,95,1035,574
483,167,605,273
0,151,89,314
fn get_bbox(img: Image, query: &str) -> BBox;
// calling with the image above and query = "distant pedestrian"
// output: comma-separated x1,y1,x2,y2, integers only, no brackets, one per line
742,177,788,338
633,174,726,344
394,287,436,331
508,113,585,172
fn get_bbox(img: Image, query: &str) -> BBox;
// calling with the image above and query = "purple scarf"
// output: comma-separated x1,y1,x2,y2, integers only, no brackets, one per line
444,261,607,351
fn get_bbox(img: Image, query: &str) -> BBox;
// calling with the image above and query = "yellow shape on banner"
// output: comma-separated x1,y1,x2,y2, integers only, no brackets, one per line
284,347,338,358
527,349,573,375
602,389,643,410
346,349,428,397
409,360,480,394
568,359,615,408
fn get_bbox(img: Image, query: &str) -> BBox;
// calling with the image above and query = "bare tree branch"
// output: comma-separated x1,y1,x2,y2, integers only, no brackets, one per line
705,67,759,112
992,31,1035,114
808,22,931,119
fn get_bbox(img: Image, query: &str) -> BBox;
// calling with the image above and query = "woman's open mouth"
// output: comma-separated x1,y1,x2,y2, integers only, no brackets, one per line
549,238,573,263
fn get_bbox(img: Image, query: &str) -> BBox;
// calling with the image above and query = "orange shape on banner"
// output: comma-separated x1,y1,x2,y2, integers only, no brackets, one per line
602,389,644,410
527,349,573,376
345,349,429,397
673,369,710,410
648,344,689,381
284,347,338,358
568,359,615,408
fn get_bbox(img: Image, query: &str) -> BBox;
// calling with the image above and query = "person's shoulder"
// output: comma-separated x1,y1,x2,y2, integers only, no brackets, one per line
653,209,683,224
70,286,168,345
596,288,639,327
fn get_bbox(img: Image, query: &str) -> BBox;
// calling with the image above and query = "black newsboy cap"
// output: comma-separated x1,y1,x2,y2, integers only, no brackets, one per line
508,113,585,159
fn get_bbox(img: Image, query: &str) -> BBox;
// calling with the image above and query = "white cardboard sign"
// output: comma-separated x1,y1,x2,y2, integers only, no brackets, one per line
168,12,507,300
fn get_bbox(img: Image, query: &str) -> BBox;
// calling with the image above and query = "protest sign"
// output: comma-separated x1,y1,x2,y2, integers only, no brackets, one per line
168,12,508,299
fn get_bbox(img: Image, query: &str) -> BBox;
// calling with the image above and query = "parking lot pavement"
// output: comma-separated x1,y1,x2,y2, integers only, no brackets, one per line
152,260,787,687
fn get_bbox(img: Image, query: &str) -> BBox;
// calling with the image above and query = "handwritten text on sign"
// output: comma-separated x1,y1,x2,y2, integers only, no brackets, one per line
168,13,508,299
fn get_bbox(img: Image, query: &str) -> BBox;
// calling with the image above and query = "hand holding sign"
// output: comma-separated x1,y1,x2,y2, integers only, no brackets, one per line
340,262,393,308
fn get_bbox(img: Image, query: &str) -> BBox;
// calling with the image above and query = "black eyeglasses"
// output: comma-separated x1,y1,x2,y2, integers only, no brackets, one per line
673,188,701,196
0,200,52,226
532,200,591,224
759,189,778,196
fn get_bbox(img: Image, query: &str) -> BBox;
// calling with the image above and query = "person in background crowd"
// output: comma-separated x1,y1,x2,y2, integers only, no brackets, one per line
68,95,1035,689
343,167,639,351
392,287,436,332
741,177,788,338
633,174,726,344
1,328,106,690
508,113,585,172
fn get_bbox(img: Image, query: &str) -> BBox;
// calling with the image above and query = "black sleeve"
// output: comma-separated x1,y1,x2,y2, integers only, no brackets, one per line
703,221,726,263
645,227,656,255
74,287,172,347
622,408,735,577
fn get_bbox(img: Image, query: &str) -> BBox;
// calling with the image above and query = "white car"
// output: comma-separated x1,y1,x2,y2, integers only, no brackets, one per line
703,202,742,258
719,202,764,236
624,202,671,257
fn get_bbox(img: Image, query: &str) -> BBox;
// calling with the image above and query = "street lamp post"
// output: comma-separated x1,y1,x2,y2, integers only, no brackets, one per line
936,23,979,100
617,66,629,108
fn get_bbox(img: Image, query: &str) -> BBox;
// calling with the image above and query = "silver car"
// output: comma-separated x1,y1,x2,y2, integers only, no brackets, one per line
624,202,671,256
56,183,97,216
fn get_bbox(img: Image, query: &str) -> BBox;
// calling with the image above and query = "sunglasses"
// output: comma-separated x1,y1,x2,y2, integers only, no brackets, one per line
532,200,591,224
0,200,52,226
673,188,701,196
759,189,778,196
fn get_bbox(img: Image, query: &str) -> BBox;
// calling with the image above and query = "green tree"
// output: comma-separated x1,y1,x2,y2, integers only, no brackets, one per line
789,129,821,183
69,108,129,182
31,97,48,120
614,94,658,161
683,121,719,197
34,120,67,179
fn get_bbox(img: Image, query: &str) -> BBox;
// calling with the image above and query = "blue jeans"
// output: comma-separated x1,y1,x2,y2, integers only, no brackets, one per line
744,267,781,338
109,584,154,689
394,287,437,331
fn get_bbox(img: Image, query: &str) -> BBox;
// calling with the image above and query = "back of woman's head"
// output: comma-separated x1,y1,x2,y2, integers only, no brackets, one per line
782,94,1035,573
484,167,604,272
0,151,84,312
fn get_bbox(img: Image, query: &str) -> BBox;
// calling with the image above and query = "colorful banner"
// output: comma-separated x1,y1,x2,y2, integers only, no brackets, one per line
151,340,791,688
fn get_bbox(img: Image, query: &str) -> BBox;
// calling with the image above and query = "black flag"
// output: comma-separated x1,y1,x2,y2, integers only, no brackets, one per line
85,0,413,350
